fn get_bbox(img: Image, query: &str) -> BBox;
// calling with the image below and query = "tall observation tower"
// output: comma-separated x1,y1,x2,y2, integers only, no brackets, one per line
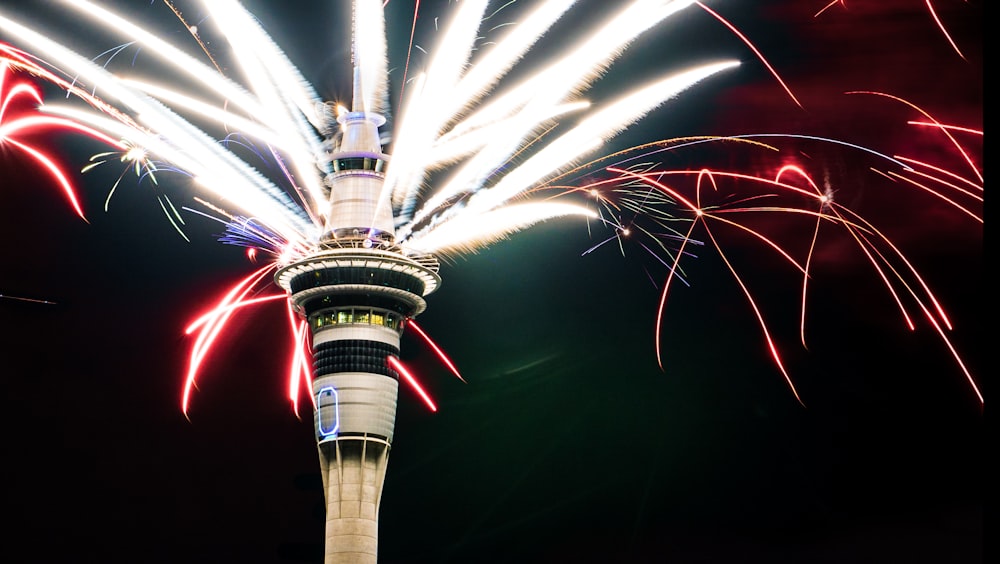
275,70,440,563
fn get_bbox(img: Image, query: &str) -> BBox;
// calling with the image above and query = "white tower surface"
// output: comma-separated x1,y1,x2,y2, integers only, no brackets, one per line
276,69,440,563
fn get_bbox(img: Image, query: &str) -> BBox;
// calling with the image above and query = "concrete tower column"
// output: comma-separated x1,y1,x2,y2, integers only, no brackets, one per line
317,437,389,563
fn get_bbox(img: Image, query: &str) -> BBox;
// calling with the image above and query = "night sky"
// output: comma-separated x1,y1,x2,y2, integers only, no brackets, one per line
1,1,983,563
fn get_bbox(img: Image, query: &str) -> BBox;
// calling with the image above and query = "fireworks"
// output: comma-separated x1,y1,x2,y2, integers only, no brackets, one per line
0,0,982,415
1,0,749,410
0,1,983,559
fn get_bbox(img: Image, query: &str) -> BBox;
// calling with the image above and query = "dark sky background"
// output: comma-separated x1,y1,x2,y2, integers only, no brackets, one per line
1,1,983,563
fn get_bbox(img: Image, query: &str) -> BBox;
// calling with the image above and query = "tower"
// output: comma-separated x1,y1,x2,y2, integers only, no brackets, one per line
275,73,440,563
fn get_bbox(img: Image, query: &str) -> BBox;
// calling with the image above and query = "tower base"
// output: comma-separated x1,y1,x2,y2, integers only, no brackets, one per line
317,436,390,564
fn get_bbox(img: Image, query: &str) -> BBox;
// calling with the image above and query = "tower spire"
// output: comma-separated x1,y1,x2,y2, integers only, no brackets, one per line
319,64,394,244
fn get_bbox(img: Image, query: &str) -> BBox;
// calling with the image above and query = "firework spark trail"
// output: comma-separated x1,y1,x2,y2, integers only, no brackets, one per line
814,0,970,59
895,155,983,196
847,91,982,184
390,0,717,229
908,121,983,137
882,170,982,224
695,1,802,108
379,0,494,221
1,58,128,218
773,164,827,350
286,306,312,416
923,0,966,59
404,319,466,383
0,5,319,242
182,264,277,415
353,0,390,116
0,293,57,304
388,355,438,412
395,0,420,113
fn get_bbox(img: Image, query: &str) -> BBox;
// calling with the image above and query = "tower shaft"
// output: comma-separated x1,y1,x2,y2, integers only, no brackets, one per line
317,437,389,563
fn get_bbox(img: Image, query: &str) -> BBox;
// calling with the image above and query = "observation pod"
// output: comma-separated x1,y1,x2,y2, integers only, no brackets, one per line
278,116,440,563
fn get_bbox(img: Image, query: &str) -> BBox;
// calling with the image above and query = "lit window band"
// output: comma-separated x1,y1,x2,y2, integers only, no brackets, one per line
312,308,401,331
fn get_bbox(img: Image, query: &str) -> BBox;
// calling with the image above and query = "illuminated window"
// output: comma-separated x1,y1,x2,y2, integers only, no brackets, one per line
332,157,386,173
310,308,404,333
